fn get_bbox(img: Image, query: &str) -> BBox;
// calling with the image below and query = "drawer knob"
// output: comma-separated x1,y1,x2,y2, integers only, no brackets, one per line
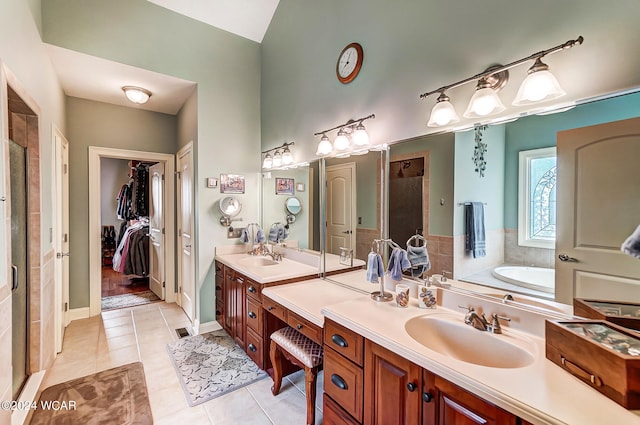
248,343,257,352
296,324,303,330
331,334,348,348
422,392,433,403
248,285,257,293
407,382,417,392
330,374,348,391
248,311,257,319
267,306,274,311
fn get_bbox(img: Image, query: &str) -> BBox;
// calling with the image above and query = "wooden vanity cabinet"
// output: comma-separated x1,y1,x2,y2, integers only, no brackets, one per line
323,331,522,425
364,340,422,425
214,261,224,325
222,267,247,349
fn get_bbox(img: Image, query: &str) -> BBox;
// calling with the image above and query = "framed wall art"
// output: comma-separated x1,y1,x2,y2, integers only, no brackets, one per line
220,174,245,194
275,177,294,195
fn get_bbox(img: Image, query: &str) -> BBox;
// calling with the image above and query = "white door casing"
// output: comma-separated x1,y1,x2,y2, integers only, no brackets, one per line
53,126,69,352
88,147,176,317
556,117,640,304
148,162,165,300
326,163,356,255
177,143,195,321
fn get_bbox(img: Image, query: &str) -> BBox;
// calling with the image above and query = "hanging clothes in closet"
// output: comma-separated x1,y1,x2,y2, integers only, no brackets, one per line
116,163,150,220
112,219,149,276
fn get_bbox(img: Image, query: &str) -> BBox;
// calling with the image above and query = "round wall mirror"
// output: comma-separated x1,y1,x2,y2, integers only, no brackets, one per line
285,197,302,215
219,196,242,217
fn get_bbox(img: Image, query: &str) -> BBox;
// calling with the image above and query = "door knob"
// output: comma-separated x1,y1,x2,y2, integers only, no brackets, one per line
342,230,352,234
56,252,70,259
558,253,578,262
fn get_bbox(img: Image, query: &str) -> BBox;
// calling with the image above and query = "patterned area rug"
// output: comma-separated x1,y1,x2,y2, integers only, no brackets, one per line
167,329,268,406
101,290,160,311
29,362,152,425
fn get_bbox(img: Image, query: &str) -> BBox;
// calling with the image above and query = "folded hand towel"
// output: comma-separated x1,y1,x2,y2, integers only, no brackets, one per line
407,245,431,278
255,228,266,244
622,224,640,259
268,225,279,242
387,247,411,281
465,202,486,258
366,252,384,283
277,225,288,241
240,228,250,244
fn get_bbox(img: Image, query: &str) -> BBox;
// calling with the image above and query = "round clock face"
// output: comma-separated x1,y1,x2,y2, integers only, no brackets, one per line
336,43,363,84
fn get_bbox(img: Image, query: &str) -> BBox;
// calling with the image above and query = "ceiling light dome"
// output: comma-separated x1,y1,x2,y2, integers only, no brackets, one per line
122,86,151,104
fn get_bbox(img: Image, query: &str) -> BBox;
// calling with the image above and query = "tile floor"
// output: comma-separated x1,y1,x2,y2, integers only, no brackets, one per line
39,302,323,425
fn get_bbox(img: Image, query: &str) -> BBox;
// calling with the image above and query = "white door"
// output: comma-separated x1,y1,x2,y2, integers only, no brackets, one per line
177,145,195,321
326,163,356,255
53,128,69,353
556,117,640,304
148,162,165,300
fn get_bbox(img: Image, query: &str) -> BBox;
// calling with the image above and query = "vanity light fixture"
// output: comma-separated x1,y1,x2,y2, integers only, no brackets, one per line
262,141,295,170
314,114,375,156
122,86,152,104
420,36,583,127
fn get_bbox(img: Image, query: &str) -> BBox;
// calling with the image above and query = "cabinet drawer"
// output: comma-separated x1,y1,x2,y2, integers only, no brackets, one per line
246,297,264,334
324,319,364,367
324,347,364,423
215,260,223,278
245,327,264,370
323,393,360,425
287,310,322,345
263,297,288,322
246,280,262,302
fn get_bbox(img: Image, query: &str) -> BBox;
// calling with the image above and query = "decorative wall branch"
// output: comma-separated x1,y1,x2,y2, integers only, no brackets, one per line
473,125,488,177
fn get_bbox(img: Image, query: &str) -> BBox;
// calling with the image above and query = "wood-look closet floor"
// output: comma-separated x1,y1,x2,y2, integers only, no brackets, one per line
101,266,149,297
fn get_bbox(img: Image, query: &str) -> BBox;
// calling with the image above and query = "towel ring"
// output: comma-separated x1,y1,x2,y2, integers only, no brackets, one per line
406,234,427,248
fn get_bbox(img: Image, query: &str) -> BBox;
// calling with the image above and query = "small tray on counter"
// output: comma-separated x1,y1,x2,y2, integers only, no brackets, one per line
545,319,640,409
574,298,640,331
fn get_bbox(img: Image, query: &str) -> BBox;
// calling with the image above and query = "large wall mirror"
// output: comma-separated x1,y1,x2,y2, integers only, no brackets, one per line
261,161,321,253
320,89,640,312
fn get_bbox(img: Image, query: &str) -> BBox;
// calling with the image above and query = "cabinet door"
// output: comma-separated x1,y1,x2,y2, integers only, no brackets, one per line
223,268,233,334
233,273,246,348
364,340,422,425
435,376,517,425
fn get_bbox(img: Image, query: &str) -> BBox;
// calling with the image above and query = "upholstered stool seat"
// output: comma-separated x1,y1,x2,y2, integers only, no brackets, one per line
270,327,323,425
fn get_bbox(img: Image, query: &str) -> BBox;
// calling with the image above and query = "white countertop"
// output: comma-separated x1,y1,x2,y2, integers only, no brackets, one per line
261,279,368,327
259,268,640,424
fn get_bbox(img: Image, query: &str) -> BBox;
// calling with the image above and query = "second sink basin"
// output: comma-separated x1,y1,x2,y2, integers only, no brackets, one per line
404,314,535,368
238,256,279,267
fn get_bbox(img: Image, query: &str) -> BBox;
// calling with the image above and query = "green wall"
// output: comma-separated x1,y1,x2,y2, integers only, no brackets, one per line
503,91,640,229
65,97,177,308
42,0,261,322
453,125,506,236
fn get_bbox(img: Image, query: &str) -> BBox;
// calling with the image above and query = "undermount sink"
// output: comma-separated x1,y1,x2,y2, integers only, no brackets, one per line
404,314,535,368
238,256,279,267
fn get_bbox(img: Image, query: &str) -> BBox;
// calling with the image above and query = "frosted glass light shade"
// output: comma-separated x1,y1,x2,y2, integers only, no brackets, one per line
282,147,294,164
333,130,350,151
513,69,566,105
122,86,151,104
316,135,333,155
272,151,282,167
352,124,370,146
262,153,273,169
427,99,460,127
463,87,506,118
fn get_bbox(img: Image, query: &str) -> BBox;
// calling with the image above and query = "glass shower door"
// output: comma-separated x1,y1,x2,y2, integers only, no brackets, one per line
10,139,28,399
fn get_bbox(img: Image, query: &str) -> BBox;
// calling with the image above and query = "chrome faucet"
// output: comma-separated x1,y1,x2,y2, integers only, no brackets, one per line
459,306,510,333
264,249,283,262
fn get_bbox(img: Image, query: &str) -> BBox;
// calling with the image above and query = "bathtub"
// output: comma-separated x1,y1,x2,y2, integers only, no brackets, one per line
491,266,555,293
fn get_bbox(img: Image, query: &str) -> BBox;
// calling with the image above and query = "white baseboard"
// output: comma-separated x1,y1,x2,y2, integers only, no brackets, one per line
66,307,90,325
11,371,45,425
197,320,223,335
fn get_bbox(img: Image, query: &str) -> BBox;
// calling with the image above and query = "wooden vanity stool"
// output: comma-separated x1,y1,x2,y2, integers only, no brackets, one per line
270,326,323,425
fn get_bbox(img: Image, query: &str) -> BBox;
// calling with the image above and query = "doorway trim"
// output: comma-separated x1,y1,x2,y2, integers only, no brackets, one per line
88,146,176,317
